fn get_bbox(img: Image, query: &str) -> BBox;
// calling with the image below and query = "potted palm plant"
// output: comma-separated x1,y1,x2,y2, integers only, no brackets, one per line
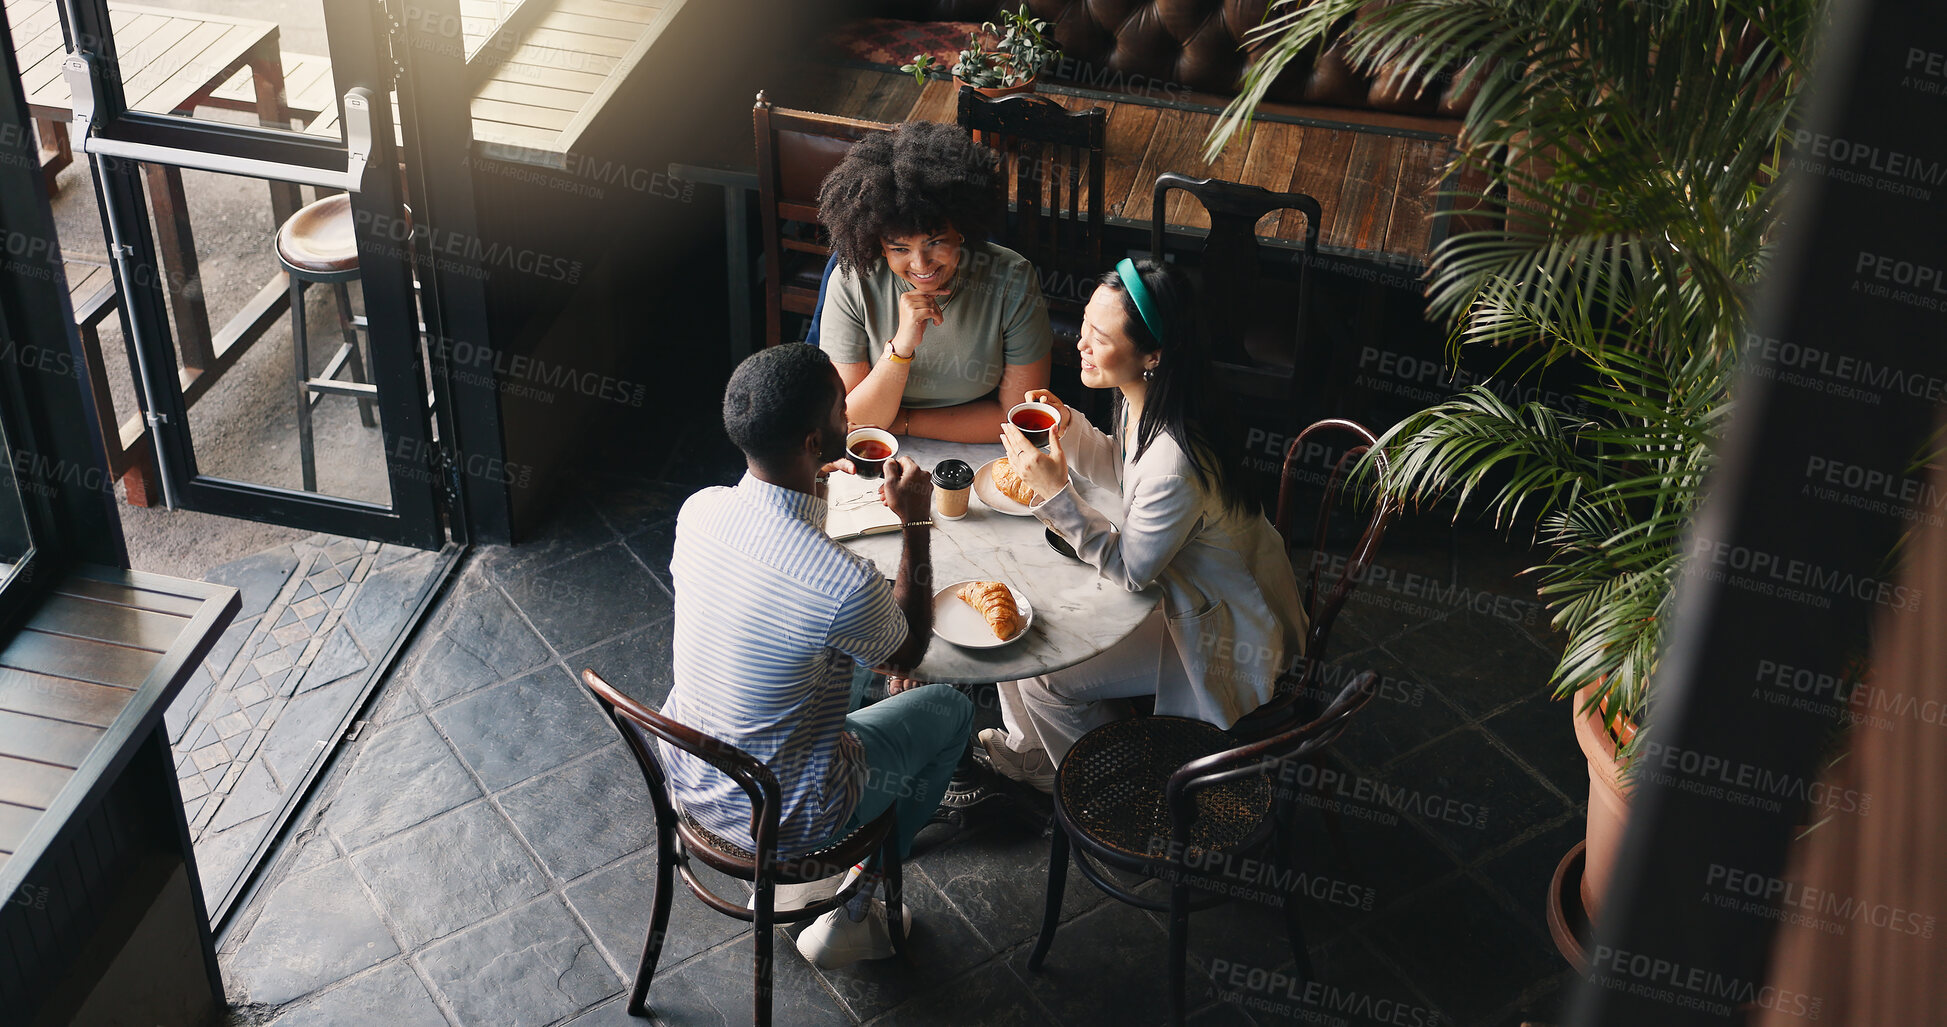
902,4,1060,97
1203,0,1815,924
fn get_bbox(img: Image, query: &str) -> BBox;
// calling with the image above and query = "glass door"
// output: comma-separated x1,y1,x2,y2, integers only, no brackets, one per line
55,0,446,548
0,327,42,628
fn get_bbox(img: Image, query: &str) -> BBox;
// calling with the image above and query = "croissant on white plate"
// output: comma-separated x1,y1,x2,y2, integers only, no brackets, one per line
956,581,1022,640
991,458,1038,506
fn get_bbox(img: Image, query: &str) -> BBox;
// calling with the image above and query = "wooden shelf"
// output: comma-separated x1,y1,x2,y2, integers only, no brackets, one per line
1,566,240,1024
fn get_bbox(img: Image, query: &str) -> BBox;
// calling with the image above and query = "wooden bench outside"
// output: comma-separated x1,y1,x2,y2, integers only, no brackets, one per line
60,249,293,508
206,49,336,123
11,0,312,507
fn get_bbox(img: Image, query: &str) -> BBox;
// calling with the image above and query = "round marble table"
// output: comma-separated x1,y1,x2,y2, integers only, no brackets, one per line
840,437,1159,684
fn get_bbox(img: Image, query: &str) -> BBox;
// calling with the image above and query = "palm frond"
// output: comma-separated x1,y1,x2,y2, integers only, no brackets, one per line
1212,0,1815,731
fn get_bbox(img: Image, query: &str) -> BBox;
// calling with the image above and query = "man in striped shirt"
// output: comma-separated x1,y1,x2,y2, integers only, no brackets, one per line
662,344,972,968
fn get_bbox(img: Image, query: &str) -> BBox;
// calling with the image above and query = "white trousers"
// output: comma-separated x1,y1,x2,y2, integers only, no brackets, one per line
997,606,1190,763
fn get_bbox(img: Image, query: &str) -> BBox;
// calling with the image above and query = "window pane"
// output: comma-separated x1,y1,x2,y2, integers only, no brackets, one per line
0,399,34,574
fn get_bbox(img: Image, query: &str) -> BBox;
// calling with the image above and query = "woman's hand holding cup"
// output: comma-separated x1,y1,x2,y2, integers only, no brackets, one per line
1022,389,1072,439
1001,423,1070,500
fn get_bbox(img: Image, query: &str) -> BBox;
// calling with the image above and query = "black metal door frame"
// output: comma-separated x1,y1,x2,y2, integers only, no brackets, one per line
60,0,450,549
0,5,126,626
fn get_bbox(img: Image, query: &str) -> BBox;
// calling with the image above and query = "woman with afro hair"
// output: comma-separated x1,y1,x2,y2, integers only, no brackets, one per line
816,121,1052,442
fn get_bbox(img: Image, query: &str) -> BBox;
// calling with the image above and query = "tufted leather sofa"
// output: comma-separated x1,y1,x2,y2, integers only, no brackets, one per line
859,1,1477,117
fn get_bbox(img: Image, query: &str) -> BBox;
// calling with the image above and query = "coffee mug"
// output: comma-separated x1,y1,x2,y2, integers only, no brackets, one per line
1006,401,1061,448
845,427,898,479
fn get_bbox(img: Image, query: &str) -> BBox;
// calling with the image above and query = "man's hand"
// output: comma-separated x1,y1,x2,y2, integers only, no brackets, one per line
882,457,934,523
882,456,934,674
814,458,858,502
1001,422,1070,500
885,675,924,695
890,289,951,358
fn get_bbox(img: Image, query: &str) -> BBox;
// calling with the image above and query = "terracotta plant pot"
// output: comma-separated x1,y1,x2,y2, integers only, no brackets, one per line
955,53,1036,98
1572,685,1632,922
955,72,1035,98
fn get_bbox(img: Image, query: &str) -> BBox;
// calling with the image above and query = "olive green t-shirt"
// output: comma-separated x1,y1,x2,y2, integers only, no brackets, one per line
819,242,1053,409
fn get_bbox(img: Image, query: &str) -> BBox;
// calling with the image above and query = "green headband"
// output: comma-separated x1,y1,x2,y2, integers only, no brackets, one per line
1116,258,1164,344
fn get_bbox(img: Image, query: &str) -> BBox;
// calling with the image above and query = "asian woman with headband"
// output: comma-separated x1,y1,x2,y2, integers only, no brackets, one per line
980,258,1310,789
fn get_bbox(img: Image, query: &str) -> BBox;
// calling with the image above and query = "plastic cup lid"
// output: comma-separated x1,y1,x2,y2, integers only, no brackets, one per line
932,458,974,488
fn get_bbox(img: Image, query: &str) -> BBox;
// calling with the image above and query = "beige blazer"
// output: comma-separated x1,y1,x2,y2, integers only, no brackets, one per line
1032,409,1309,728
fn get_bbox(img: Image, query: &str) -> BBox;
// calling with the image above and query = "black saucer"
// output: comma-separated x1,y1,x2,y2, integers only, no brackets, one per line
1045,527,1079,560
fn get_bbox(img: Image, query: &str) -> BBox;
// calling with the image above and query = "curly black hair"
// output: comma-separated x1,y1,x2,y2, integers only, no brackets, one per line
817,121,999,275
722,344,838,464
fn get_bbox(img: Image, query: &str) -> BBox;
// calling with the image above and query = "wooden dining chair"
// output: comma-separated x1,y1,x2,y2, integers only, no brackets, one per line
1227,418,1398,741
1149,172,1326,425
955,89,1107,342
753,92,892,348
581,669,906,1026
1026,670,1381,1026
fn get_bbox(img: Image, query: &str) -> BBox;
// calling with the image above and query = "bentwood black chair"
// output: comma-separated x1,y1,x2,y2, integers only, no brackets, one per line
1027,670,1381,1025
956,89,1107,285
957,89,1107,350
1149,172,1326,426
1227,418,1399,741
581,670,905,1026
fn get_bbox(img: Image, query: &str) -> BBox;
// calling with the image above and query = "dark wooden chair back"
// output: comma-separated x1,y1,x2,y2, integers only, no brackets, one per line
1229,419,1394,739
1278,419,1396,667
1167,670,1378,844
581,668,904,1026
956,89,1106,312
1149,172,1323,406
753,91,891,347
1029,667,1378,1022
583,668,786,874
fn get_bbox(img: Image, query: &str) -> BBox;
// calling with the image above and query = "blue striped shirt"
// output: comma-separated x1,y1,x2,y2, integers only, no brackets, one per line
662,472,907,856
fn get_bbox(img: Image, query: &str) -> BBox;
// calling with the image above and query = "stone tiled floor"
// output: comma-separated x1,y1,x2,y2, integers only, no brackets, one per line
216,422,1587,1026
167,533,450,918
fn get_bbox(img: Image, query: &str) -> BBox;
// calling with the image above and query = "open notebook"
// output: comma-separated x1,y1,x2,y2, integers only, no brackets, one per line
824,471,903,541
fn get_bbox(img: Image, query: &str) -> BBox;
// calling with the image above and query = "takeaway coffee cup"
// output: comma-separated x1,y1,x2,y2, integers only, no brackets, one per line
932,459,973,519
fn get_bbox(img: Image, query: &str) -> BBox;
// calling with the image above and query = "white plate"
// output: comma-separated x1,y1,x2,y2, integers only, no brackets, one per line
973,459,1037,516
933,580,1033,648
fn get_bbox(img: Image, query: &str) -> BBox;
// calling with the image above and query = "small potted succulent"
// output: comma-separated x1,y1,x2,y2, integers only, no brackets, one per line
902,5,1059,98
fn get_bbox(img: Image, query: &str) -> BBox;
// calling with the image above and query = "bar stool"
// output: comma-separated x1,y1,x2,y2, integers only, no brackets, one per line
276,193,375,493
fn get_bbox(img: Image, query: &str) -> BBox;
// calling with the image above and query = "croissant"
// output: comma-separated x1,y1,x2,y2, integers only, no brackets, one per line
991,457,1038,506
957,581,1022,640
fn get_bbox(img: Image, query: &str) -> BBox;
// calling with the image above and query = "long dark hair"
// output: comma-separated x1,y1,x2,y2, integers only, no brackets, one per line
1096,259,1256,514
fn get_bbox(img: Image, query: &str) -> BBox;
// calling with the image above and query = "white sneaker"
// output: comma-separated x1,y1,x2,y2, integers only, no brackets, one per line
749,866,854,915
978,728,1055,793
793,868,914,969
